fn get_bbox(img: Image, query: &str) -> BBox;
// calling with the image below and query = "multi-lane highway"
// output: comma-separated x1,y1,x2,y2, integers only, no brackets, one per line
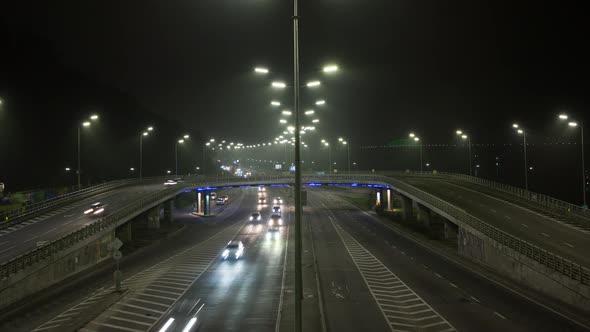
17,184,588,332
0,182,174,262
400,177,590,267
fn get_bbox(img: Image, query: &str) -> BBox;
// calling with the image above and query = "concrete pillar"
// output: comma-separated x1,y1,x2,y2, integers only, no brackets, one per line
444,220,458,241
195,192,211,216
386,189,392,211
116,221,133,243
400,194,414,221
163,200,173,224
417,203,431,229
147,205,160,230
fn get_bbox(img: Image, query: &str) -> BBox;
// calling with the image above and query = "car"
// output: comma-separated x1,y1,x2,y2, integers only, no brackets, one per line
258,186,266,192
273,196,283,204
258,197,266,204
174,177,183,182
210,192,217,199
272,206,281,215
266,225,280,240
249,212,261,221
158,298,204,332
216,197,225,205
84,202,106,216
268,214,283,226
220,195,229,202
163,179,178,185
222,240,244,260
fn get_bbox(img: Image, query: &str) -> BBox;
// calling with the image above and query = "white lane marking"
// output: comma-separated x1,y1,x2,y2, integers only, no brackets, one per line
470,296,480,303
0,240,10,247
563,242,574,248
39,227,57,237
490,209,497,213
275,225,290,332
494,312,507,319
434,273,442,278
449,283,458,288
24,235,40,243
504,215,512,220
0,245,16,255
521,224,529,228
541,233,550,238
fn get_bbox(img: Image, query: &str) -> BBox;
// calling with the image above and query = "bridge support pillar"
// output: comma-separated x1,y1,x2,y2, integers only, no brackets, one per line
382,189,392,211
400,194,414,221
195,191,211,216
417,203,431,229
163,200,173,224
417,204,445,239
444,220,458,241
147,205,160,230
117,221,132,242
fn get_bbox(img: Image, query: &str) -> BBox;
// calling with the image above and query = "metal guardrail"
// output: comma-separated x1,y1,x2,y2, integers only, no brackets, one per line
1,173,587,286
0,180,135,225
0,185,185,279
388,171,590,220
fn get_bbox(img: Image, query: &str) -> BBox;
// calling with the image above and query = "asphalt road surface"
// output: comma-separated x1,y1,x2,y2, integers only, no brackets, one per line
0,182,177,262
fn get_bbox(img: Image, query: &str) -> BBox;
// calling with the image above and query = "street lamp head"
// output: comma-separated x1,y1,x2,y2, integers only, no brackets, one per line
90,114,99,120
312,119,320,123
512,123,519,128
461,134,468,139
82,121,91,127
323,65,339,73
414,137,420,142
167,170,171,174
558,114,568,120
65,167,71,171
324,142,329,146
305,110,315,115
178,139,185,143
282,110,292,115
210,138,215,142
147,126,154,131
143,132,148,136
130,167,135,171
409,132,415,138
183,134,189,139
271,101,281,106
517,129,524,134
568,121,578,127
321,139,326,143
254,67,269,74
206,142,210,146
315,100,326,105
456,130,462,135
306,80,321,88
342,141,348,145
279,119,287,124
338,137,344,142
272,81,287,89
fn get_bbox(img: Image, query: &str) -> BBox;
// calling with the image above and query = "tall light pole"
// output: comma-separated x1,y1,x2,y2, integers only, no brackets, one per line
558,114,586,208
409,133,422,172
321,140,331,173
339,137,350,173
175,134,189,176
139,126,153,180
456,130,472,176
513,124,528,190
77,114,99,187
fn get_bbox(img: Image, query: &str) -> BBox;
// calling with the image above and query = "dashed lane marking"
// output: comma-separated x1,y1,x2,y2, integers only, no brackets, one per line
540,233,550,238
563,242,574,248
330,217,456,332
504,215,512,220
521,224,529,228
33,219,245,332
494,312,507,320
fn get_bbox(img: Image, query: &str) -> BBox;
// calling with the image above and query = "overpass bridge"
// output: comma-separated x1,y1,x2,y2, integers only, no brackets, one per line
0,172,588,313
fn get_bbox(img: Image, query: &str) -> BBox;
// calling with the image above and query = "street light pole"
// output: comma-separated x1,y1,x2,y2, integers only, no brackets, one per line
140,134,143,180
175,141,179,177
292,0,303,330
523,131,528,190
582,121,586,208
419,143,423,172
77,126,81,187
468,137,472,176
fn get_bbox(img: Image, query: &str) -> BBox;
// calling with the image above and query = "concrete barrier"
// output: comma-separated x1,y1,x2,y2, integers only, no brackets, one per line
0,230,114,311
458,225,590,313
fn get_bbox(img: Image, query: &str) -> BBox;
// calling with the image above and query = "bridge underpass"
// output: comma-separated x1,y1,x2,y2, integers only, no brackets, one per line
1,173,589,331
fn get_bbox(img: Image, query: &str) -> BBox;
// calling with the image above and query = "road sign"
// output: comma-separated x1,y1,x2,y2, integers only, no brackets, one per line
108,238,123,251
113,250,122,260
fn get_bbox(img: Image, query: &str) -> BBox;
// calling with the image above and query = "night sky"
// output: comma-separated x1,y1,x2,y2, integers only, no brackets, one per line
0,1,588,203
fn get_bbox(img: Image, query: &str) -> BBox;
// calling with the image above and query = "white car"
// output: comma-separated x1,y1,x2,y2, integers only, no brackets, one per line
258,186,266,192
268,215,283,226
249,212,262,221
222,241,244,260
272,206,281,215
158,298,204,332
273,197,283,204
210,192,217,199
84,202,106,216
258,197,267,204
163,179,178,186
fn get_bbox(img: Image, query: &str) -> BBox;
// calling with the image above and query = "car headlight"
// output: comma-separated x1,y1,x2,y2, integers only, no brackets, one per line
93,208,105,215
84,209,93,215
278,218,283,225
223,249,229,257
257,216,261,220
249,216,253,220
